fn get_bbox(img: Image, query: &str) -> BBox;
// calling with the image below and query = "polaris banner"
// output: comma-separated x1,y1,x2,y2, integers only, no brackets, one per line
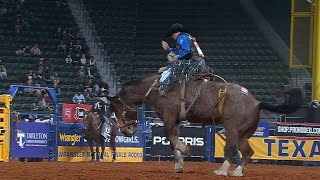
57,128,144,147
151,127,206,158
11,122,49,158
277,122,320,137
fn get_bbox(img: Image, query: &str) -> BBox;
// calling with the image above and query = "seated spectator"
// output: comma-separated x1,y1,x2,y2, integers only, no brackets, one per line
55,27,63,39
36,58,46,73
83,79,93,93
74,40,82,54
99,80,109,95
73,53,80,64
34,70,46,86
72,91,85,104
89,56,96,66
65,55,73,64
80,54,87,66
31,103,38,111
82,42,90,54
0,63,7,78
24,81,36,96
77,66,86,82
50,72,60,86
57,41,67,54
36,59,51,75
52,84,61,96
25,70,35,84
93,82,100,96
83,89,91,101
86,66,94,79
30,44,41,55
67,41,75,54
37,98,47,111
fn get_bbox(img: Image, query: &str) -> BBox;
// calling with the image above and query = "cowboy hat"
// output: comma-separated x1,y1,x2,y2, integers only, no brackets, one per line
165,23,189,38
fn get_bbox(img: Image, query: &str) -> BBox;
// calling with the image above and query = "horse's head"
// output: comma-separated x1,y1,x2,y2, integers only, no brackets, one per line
83,111,99,129
107,95,138,136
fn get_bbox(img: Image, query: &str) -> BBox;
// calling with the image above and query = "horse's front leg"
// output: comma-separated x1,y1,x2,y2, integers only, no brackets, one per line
100,136,105,162
95,143,101,162
164,119,191,173
109,120,117,163
88,140,95,162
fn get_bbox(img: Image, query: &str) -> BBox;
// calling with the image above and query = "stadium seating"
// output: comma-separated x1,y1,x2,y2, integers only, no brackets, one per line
0,0,100,112
84,0,291,103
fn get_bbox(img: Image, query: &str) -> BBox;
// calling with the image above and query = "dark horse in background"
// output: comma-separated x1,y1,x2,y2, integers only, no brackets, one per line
83,111,117,162
107,73,303,176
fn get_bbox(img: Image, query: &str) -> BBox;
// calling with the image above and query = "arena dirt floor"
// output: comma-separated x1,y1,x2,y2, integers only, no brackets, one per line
1,161,319,180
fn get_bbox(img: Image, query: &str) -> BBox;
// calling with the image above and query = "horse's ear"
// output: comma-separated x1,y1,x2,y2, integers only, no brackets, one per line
84,110,91,115
107,96,119,105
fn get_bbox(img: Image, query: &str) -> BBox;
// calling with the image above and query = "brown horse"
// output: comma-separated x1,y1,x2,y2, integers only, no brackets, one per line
83,111,117,163
107,73,303,176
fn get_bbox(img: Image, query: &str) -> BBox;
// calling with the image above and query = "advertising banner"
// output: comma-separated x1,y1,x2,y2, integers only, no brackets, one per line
253,121,270,137
277,122,320,137
58,146,143,162
62,104,92,123
57,129,144,148
215,135,320,161
151,127,206,158
12,122,49,158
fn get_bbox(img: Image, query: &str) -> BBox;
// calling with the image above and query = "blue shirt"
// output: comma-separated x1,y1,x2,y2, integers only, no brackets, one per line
170,34,191,59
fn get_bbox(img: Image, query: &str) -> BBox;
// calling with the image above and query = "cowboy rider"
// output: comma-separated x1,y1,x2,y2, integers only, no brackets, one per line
91,93,111,135
161,23,204,61
158,23,206,96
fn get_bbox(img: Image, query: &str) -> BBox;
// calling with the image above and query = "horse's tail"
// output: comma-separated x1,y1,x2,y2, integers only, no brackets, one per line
259,88,304,114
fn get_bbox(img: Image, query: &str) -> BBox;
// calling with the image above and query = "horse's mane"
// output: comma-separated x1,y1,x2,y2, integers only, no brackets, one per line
122,73,158,89
119,73,159,101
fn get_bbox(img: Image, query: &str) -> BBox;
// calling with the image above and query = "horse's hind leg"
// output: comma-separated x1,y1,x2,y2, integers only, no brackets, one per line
229,127,256,176
230,137,254,176
213,128,238,176
109,122,117,163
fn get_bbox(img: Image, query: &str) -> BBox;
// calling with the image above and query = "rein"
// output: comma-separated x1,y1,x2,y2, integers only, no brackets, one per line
117,80,157,128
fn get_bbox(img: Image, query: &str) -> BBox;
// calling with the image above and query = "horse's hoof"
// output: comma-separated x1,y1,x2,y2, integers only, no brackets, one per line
112,159,116,163
185,146,192,157
95,159,102,163
90,159,95,163
213,170,227,176
228,166,244,176
227,170,243,177
174,168,184,173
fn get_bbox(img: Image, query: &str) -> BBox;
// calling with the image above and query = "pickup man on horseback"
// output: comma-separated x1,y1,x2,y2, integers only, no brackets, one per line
158,23,207,96
91,93,111,137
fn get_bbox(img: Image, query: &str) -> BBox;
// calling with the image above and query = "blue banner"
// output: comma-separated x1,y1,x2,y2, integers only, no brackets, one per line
253,121,270,137
57,128,144,148
12,122,50,158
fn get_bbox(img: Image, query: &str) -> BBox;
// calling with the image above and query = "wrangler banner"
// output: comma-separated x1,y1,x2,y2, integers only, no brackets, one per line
57,129,144,147
215,135,320,161
58,146,143,162
62,104,92,123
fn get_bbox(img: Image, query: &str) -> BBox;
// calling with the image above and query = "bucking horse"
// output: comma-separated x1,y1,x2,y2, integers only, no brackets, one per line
107,72,303,176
